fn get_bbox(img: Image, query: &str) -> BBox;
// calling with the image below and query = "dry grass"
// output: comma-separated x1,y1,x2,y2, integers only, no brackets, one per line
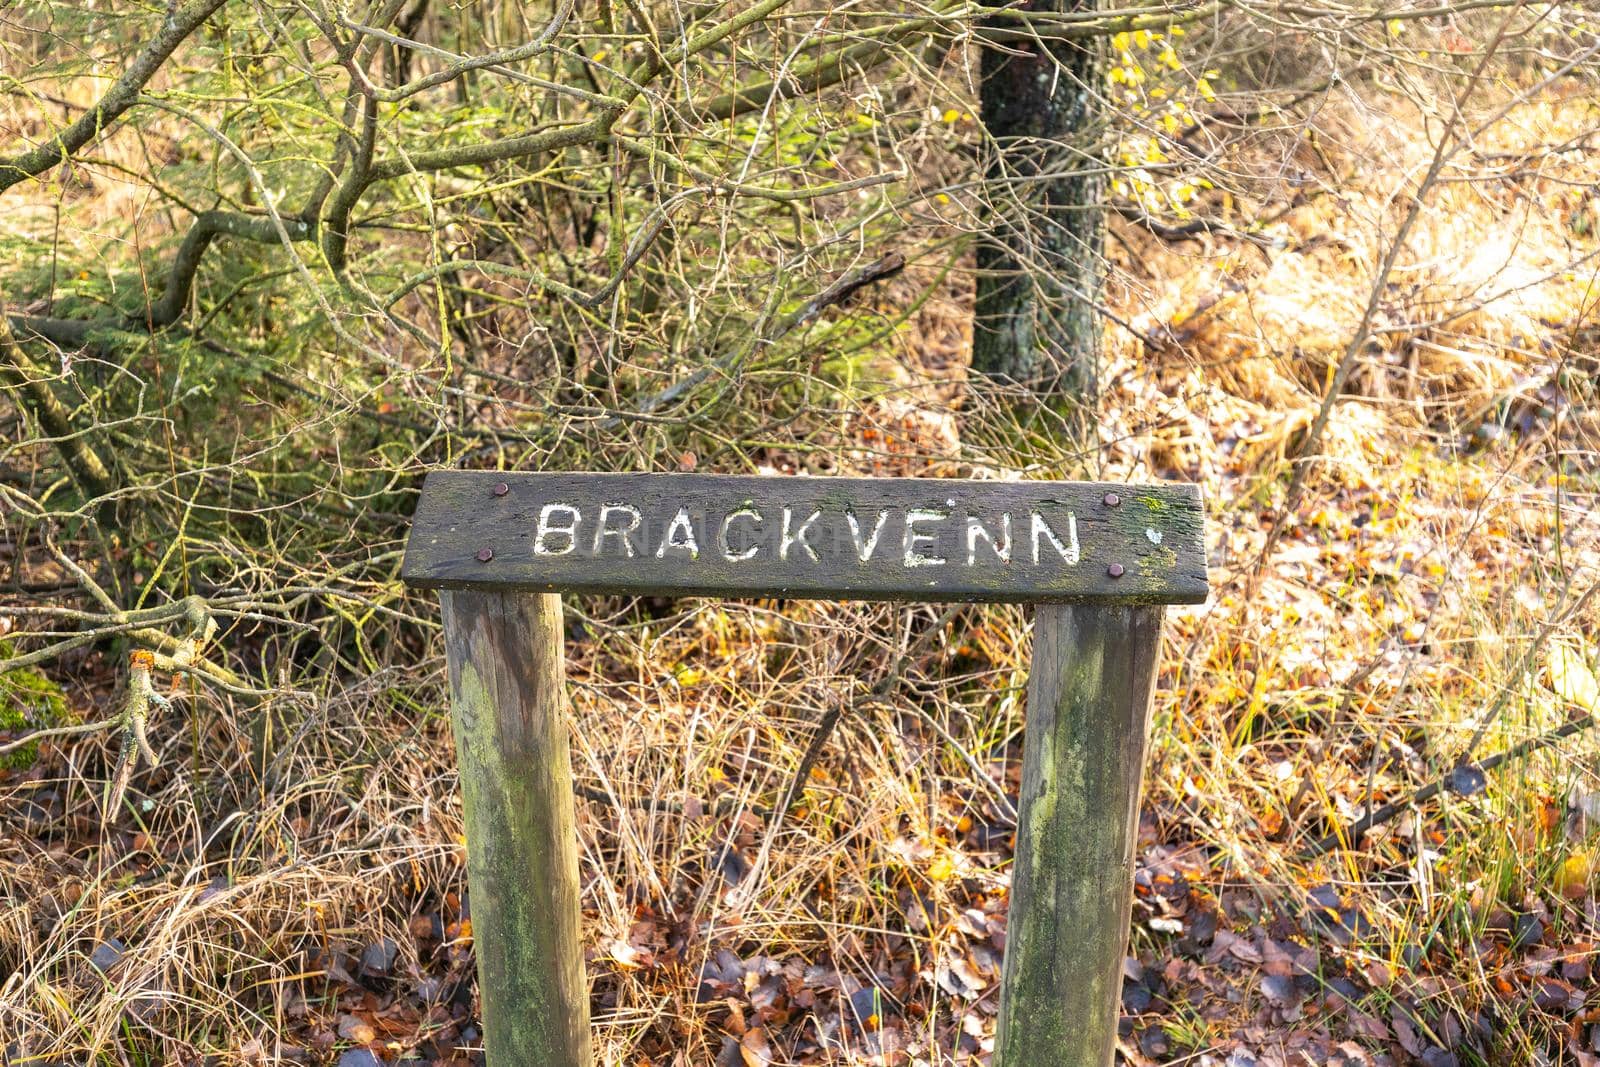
4,21,1600,1067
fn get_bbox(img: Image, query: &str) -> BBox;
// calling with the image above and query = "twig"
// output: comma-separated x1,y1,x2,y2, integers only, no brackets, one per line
590,251,907,433
780,252,905,331
771,603,967,825
1456,579,1600,761
1252,11,1518,575
575,604,977,826
1115,207,1273,252
0,717,118,757
771,704,845,822
573,783,773,819
0,0,229,194
903,703,1019,826
1302,711,1596,858
0,310,116,503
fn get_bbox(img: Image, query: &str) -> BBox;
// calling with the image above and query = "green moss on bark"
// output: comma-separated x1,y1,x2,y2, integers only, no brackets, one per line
1,643,72,769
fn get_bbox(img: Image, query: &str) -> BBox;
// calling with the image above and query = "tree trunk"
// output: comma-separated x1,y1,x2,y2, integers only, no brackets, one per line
972,2,1106,399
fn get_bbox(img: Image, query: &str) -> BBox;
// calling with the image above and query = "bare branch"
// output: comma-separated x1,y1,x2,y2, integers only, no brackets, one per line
0,0,230,194
0,311,115,500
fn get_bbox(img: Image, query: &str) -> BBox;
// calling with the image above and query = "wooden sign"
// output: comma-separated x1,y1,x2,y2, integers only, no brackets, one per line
403,471,1206,604
402,469,1210,1067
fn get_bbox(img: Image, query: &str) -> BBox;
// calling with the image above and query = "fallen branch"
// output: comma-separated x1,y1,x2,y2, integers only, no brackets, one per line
1302,711,1597,858
39,544,269,697
104,649,173,816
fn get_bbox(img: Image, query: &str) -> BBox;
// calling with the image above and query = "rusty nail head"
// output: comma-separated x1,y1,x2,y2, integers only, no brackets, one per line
476,547,495,562
1104,492,1121,507
1107,563,1125,578
493,482,510,497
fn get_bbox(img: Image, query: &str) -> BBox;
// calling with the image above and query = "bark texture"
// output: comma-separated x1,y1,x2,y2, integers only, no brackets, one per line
973,0,1106,396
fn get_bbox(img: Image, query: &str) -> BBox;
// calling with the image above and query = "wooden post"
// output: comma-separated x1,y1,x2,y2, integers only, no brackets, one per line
440,589,591,1066
995,604,1165,1066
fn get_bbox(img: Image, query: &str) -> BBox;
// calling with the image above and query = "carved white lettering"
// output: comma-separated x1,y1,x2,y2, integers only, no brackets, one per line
593,504,641,557
534,503,582,556
966,513,1012,565
904,509,948,567
846,509,890,562
539,499,1088,571
780,508,822,562
1030,510,1080,565
656,507,700,559
719,508,762,562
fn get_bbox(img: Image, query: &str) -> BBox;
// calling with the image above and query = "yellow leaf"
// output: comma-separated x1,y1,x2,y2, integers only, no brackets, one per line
928,853,957,882
1555,850,1592,899
1547,645,1600,714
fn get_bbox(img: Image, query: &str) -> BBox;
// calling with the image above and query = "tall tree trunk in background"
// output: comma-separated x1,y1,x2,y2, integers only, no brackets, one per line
972,2,1106,400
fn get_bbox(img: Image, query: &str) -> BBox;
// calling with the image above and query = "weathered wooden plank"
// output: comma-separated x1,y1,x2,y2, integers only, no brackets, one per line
402,472,1206,604
440,590,592,1066
994,604,1164,1066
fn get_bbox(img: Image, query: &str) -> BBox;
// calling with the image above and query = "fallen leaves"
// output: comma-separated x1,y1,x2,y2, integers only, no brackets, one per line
1555,849,1593,899
1548,644,1600,715
337,1014,377,1043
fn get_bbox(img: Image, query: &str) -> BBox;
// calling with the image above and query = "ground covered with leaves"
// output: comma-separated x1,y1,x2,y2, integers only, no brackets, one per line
4,22,1600,1067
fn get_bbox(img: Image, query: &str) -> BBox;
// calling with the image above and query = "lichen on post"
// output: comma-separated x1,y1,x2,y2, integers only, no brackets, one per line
995,603,1165,1066
440,589,591,1066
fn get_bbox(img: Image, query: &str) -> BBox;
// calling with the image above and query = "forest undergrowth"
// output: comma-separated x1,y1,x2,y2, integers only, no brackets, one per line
2,16,1600,1067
